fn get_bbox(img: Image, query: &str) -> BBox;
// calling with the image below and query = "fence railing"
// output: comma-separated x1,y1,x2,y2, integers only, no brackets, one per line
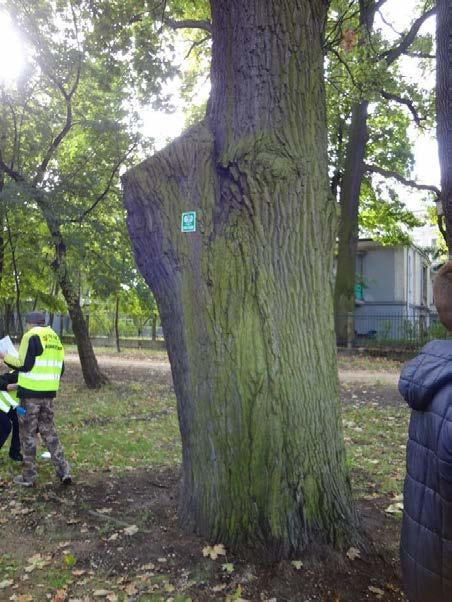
335,312,448,349
2,307,449,352
1,310,162,341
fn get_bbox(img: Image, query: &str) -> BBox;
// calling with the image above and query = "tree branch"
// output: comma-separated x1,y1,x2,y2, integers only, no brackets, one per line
403,50,435,60
0,152,25,182
438,214,447,246
364,163,440,196
129,10,212,34
380,7,436,65
165,18,212,34
185,35,211,59
32,51,82,187
373,0,389,12
379,89,425,127
329,47,362,92
69,144,138,224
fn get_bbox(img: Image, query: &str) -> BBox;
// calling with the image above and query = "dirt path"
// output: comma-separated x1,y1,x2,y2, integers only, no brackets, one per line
64,353,400,385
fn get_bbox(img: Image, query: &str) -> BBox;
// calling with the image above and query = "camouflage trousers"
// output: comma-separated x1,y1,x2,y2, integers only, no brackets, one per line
18,398,70,483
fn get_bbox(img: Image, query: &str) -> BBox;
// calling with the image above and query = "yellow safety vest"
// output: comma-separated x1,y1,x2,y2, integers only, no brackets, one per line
0,388,18,413
17,326,64,393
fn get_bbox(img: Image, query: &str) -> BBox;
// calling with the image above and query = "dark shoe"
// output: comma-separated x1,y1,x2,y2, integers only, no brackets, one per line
13,475,34,487
9,451,23,462
61,475,72,486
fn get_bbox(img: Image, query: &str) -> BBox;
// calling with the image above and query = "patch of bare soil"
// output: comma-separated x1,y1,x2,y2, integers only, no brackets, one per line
340,382,403,408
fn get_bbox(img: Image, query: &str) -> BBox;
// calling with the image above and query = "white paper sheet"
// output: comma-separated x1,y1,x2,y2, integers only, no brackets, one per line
0,335,19,357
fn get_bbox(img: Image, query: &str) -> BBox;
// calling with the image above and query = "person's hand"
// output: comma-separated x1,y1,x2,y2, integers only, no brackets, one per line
6,384,17,391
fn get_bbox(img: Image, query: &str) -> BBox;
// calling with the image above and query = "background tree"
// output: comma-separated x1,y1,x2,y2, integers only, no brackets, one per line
0,0,139,386
124,0,356,555
329,0,436,345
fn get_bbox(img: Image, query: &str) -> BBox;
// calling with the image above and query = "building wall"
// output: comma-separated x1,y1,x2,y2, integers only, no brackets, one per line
360,246,396,302
354,243,433,339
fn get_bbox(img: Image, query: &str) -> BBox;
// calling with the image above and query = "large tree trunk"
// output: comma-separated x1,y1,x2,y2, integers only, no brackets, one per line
437,0,452,254
123,0,356,556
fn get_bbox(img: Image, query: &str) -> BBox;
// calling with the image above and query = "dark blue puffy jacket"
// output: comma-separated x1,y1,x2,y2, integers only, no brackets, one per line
399,340,452,602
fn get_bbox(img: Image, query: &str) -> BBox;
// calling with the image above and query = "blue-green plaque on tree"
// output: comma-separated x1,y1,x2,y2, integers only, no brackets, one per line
181,211,197,232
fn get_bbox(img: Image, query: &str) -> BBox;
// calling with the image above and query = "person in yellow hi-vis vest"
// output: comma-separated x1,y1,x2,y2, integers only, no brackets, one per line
0,370,22,461
0,311,71,487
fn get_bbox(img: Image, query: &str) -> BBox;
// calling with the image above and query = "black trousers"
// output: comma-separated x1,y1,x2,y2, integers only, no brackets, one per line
0,409,20,455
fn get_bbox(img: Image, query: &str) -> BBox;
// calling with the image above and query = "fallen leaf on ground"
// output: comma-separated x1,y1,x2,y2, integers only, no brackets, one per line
93,591,113,598
202,543,226,559
25,553,52,572
369,585,385,598
0,579,14,589
385,502,404,515
222,562,234,573
51,589,67,602
63,553,77,567
212,584,227,592
291,560,303,570
123,525,139,536
346,547,361,560
123,583,138,595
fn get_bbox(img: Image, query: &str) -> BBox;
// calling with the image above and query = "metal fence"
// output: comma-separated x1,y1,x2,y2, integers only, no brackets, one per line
3,306,449,352
1,310,162,341
336,313,449,349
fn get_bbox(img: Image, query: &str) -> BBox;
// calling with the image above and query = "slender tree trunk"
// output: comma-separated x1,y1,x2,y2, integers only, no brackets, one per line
0,176,4,337
124,0,356,556
437,0,452,254
4,304,13,338
6,213,23,337
48,281,58,327
114,294,121,353
334,100,369,345
151,313,157,342
48,220,108,388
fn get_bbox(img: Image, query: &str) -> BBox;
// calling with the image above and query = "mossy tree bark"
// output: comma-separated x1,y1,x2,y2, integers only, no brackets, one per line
123,0,356,557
